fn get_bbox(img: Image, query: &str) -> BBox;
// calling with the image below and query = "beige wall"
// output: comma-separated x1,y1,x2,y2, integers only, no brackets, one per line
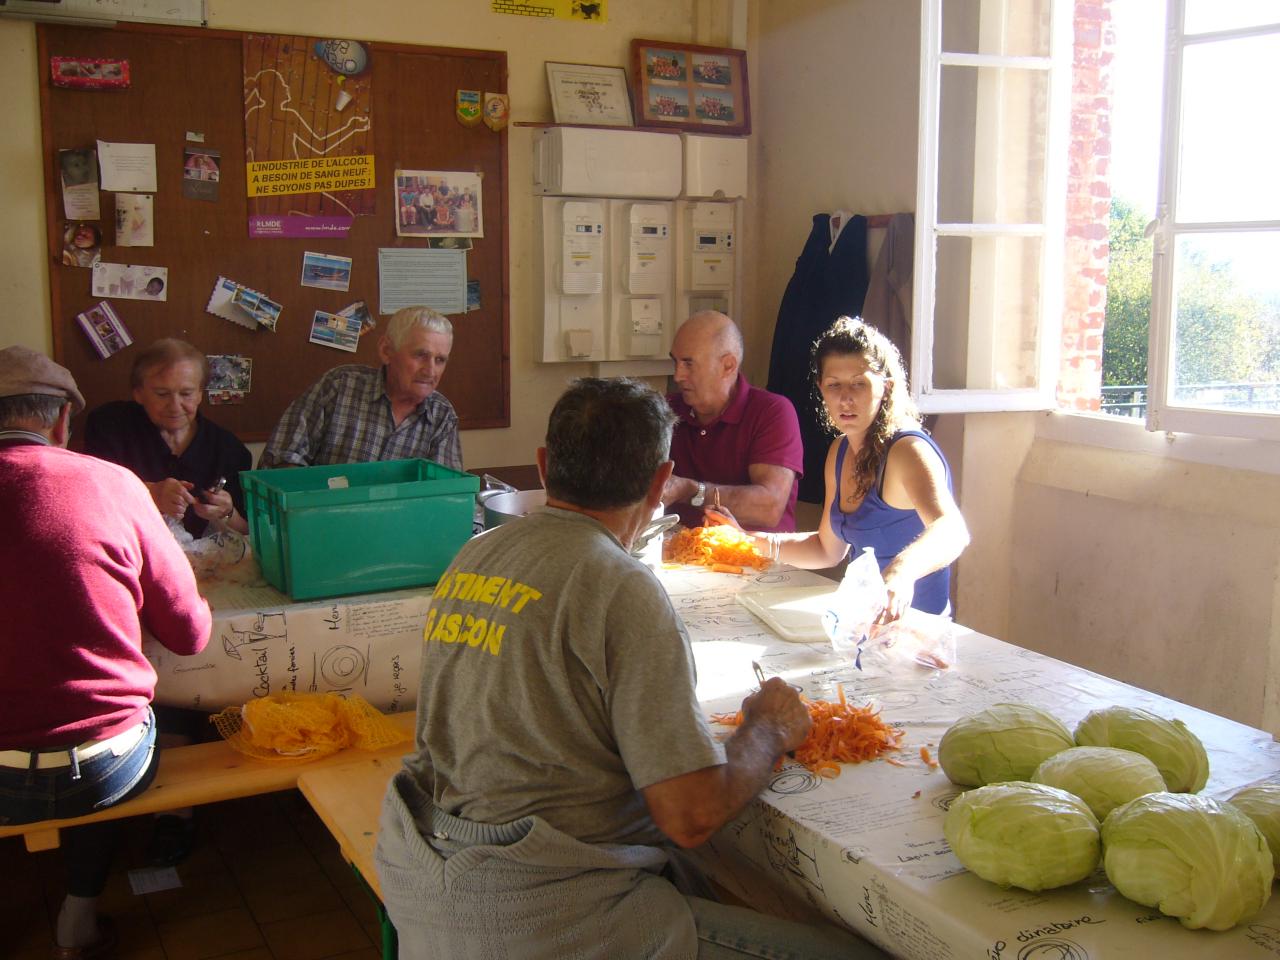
0,0,729,469
1005,437,1280,730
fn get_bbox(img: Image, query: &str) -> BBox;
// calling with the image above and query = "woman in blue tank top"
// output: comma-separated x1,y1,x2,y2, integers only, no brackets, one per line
709,317,969,621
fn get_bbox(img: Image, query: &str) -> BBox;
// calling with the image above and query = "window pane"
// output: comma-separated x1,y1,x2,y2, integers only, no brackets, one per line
942,0,1052,57
934,234,1043,390
938,65,1048,223
1169,231,1280,413
1177,34,1280,222
1184,0,1280,35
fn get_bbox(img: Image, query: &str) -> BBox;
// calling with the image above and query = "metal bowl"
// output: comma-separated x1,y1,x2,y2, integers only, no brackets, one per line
480,489,547,528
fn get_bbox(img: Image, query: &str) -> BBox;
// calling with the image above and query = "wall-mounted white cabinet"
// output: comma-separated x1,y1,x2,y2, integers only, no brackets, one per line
534,127,746,366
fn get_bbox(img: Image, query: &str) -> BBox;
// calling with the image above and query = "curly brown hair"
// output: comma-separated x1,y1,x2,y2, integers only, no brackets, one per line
809,316,921,501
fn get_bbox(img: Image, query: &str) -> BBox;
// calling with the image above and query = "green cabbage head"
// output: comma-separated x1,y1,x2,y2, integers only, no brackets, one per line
944,781,1101,891
1032,746,1167,820
1074,706,1209,793
1103,792,1273,930
938,703,1074,787
1228,782,1280,866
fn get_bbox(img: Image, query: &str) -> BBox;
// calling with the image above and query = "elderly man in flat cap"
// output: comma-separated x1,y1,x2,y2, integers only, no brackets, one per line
0,346,211,960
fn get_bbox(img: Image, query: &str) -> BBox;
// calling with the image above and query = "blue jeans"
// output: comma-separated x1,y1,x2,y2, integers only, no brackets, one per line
0,708,158,896
688,896,888,960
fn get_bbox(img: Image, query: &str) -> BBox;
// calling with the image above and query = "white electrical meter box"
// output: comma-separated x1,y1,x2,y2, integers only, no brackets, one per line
681,134,748,199
533,127,682,199
687,201,735,291
624,298,664,357
538,197,607,362
624,203,672,295
605,199,674,361
560,200,605,295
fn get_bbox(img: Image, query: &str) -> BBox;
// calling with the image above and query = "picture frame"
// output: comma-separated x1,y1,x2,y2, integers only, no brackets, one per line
545,61,634,127
630,39,750,136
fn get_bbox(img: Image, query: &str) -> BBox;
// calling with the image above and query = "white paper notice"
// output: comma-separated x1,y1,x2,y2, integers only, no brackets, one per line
378,248,466,315
97,140,158,193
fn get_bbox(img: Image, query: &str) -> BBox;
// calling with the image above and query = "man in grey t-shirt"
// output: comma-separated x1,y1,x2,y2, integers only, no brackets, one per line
376,378,887,960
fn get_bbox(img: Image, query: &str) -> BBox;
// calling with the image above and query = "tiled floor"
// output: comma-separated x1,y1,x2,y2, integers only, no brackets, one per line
1,792,383,960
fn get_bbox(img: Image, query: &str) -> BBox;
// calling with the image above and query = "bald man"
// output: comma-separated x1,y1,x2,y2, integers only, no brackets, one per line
663,311,804,531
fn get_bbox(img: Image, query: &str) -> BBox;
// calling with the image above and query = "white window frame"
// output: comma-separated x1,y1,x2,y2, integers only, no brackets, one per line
1146,1,1280,442
913,0,1073,414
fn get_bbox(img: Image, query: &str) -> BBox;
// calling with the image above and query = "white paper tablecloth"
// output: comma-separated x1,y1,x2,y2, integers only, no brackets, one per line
145,559,426,714
662,564,1280,960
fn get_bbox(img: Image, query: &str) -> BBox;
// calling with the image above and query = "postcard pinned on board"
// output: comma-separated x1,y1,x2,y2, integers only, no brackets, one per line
92,263,167,301
309,309,362,352
207,354,252,404
301,251,353,292
337,299,375,337
206,276,281,331
76,301,133,359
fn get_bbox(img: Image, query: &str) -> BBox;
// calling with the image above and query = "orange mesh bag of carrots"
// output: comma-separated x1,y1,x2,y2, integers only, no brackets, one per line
210,692,410,763
665,525,769,571
712,684,905,778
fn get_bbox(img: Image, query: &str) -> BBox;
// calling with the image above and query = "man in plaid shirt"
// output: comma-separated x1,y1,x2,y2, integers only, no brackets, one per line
260,306,462,471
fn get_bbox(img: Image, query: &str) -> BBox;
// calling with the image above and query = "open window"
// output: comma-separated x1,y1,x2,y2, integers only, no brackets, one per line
913,0,1073,413
1146,1,1280,441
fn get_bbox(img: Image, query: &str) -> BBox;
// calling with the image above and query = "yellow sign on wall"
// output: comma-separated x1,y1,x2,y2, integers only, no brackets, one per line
246,156,376,198
490,1,607,22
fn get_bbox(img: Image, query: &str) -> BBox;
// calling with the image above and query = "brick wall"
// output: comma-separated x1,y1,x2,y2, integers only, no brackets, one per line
1058,0,1115,411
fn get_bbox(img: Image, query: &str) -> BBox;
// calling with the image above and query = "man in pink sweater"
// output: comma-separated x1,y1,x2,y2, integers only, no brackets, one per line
0,346,211,960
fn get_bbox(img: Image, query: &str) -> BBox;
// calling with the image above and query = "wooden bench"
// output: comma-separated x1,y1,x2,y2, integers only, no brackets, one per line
298,755,403,960
0,711,416,853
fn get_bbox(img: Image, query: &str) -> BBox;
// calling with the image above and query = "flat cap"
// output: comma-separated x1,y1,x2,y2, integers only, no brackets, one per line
0,346,85,413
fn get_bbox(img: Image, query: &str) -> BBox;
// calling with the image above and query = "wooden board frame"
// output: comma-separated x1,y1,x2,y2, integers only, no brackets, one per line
38,22,510,442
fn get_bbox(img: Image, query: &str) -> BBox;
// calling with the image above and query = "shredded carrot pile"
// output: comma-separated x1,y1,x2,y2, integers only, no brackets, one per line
666,525,769,570
712,684,905,777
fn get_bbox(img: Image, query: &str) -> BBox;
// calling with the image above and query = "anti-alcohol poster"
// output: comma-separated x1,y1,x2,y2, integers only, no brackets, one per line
243,35,376,238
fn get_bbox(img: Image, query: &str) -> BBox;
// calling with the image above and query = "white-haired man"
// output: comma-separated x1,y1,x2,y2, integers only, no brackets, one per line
260,306,461,469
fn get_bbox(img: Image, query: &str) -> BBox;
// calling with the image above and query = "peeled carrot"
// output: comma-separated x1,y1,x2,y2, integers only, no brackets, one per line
666,526,769,570
710,562,744,575
712,692,905,778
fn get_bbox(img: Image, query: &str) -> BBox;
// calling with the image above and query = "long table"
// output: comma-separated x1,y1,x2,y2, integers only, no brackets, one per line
165,548,1280,957
664,564,1280,959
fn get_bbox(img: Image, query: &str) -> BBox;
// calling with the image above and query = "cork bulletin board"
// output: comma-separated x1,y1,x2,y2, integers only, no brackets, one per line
38,22,509,442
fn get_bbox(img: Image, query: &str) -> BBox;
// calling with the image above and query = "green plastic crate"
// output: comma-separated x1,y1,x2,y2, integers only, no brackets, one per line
240,459,480,600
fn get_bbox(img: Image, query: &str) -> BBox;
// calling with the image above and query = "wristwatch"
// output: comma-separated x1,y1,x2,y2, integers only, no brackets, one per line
690,481,706,507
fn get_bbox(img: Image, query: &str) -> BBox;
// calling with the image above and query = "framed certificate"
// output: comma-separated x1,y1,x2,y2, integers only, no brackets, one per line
545,61,634,127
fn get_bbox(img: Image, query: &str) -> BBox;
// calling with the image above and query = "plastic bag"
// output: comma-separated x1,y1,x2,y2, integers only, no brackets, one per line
860,609,959,672
821,547,884,658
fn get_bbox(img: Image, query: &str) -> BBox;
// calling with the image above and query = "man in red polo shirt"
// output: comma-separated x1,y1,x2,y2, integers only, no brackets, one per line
664,311,803,532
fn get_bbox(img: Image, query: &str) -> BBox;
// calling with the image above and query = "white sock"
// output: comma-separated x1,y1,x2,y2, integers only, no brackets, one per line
56,894,99,948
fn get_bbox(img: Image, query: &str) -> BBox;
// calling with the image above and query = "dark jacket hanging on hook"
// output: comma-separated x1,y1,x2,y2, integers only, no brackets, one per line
766,212,870,503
